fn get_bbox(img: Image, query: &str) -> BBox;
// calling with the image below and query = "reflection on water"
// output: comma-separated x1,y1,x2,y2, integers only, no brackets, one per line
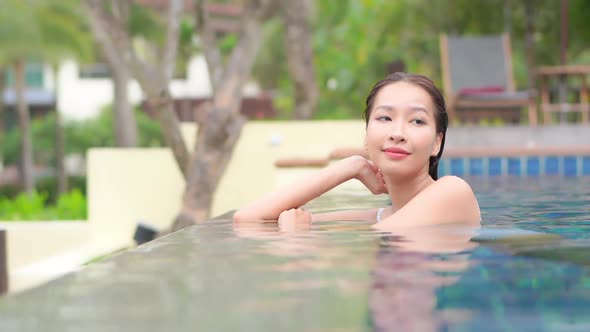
233,221,481,332
368,228,478,332
0,177,589,331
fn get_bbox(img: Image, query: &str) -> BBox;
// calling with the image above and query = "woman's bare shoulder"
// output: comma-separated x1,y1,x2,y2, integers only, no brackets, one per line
433,176,476,196
375,176,480,229
426,176,479,212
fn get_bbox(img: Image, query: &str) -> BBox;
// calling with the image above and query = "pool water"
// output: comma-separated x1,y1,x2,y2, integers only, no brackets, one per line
307,176,590,331
0,177,589,332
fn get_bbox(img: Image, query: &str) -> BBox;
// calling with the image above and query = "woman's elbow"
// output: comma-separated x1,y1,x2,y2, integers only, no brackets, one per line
232,209,260,222
232,210,243,223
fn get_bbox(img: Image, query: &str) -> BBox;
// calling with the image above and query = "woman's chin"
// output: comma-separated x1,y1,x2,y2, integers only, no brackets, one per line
379,166,414,178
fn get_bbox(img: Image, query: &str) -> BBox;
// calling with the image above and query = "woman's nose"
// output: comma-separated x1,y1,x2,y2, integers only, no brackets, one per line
388,133,406,142
388,125,406,142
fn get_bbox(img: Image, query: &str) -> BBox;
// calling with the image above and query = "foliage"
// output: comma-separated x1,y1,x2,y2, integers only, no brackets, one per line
175,18,200,78
0,189,87,221
129,2,165,41
218,33,239,56
252,0,590,120
0,0,94,65
0,191,46,220
0,175,86,204
53,189,87,220
1,106,165,165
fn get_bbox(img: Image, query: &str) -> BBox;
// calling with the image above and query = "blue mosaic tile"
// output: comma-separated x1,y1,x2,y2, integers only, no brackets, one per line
488,157,502,176
526,157,540,176
545,156,559,175
450,158,465,176
469,158,484,176
584,156,590,175
564,156,578,176
508,157,521,176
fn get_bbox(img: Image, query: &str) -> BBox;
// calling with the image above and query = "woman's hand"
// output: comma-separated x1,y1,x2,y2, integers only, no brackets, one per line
278,208,312,225
349,156,388,195
278,208,312,232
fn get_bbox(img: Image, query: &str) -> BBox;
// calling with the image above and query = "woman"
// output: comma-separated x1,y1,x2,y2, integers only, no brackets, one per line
233,73,480,229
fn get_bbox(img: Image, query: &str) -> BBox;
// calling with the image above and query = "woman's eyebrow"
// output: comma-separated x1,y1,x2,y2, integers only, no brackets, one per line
374,105,430,114
410,106,429,114
374,105,394,112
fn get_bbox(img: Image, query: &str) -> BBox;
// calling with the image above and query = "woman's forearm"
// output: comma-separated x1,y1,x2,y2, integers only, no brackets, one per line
233,156,364,222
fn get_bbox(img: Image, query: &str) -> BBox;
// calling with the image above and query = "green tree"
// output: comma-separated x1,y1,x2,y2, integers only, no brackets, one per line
279,0,318,119
93,3,168,149
0,0,92,194
1,106,164,167
0,67,6,167
87,0,279,231
254,0,588,121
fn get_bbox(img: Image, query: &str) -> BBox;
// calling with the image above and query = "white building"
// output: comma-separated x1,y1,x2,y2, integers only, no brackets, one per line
57,56,211,121
3,55,260,123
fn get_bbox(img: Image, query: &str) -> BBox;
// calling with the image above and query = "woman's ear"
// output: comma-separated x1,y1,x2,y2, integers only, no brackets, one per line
432,132,443,156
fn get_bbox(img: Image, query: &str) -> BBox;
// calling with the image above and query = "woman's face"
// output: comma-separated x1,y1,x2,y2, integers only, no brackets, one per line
365,82,442,178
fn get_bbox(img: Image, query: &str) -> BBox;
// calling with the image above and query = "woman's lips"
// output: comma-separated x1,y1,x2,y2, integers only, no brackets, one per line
383,147,410,160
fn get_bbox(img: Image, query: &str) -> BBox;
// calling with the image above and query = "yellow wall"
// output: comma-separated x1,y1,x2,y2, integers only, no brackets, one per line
0,120,367,293
0,221,89,293
87,120,366,248
0,222,88,271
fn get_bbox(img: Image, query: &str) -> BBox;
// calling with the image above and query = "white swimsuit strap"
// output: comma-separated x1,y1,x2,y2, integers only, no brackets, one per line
376,207,385,222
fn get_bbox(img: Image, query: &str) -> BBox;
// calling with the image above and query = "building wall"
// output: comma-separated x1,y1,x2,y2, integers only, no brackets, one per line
55,55,260,121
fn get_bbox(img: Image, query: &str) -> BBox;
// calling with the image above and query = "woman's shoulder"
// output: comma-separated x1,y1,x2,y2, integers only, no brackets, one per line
432,176,476,197
436,175,471,185
385,175,480,227
424,176,479,210
431,175,480,222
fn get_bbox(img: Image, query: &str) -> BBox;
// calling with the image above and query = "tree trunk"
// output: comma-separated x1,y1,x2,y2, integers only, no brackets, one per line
193,0,224,92
112,65,137,147
524,1,536,96
14,59,34,194
100,0,137,148
52,65,68,195
163,0,183,82
0,67,6,169
503,0,512,34
55,109,67,194
172,0,276,231
86,0,190,177
281,0,318,120
86,0,276,232
173,113,246,230
140,82,189,177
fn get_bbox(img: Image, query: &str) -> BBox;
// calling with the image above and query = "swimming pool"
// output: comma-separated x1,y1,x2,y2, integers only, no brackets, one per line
0,177,589,331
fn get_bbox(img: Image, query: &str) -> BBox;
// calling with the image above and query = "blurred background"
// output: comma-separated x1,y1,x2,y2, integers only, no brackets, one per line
0,0,588,216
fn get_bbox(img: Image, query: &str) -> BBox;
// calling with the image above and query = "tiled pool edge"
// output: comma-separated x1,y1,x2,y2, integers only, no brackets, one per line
439,147,590,177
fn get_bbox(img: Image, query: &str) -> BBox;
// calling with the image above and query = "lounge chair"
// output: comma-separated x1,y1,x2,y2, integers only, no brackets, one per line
440,33,537,125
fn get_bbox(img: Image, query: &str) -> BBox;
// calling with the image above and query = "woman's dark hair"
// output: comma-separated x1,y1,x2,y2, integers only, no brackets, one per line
363,72,448,180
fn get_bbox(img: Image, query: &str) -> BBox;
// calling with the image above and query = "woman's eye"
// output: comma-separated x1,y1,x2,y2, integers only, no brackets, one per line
411,119,426,125
376,116,391,121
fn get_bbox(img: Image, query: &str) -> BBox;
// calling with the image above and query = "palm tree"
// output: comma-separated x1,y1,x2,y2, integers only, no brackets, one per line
0,0,92,194
0,67,6,171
